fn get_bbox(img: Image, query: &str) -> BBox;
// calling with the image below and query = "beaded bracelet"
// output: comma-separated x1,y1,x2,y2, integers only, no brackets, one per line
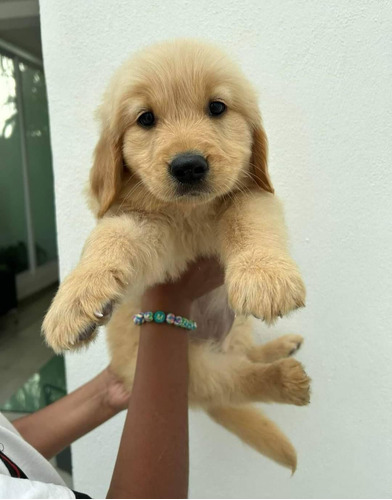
133,311,197,331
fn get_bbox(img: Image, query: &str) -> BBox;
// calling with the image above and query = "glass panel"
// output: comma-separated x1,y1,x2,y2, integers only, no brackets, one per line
1,355,66,413
20,62,57,266
0,54,29,273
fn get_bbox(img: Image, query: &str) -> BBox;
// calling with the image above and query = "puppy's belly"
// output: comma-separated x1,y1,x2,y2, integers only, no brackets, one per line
190,286,234,343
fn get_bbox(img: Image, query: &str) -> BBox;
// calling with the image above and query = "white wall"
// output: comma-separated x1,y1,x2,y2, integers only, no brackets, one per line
40,1,392,497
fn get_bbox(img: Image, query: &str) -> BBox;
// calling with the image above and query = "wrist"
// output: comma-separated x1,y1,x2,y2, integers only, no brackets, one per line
141,291,192,318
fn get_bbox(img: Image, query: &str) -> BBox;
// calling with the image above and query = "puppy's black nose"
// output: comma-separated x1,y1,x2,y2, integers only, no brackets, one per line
169,153,209,184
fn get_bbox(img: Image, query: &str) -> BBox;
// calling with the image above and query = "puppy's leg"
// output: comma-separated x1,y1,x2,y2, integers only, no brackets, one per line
42,214,177,352
219,192,306,324
248,334,304,363
106,301,140,391
189,344,310,407
221,316,304,365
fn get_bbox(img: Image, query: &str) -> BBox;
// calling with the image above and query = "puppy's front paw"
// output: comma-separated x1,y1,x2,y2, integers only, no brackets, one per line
226,252,306,323
42,266,125,353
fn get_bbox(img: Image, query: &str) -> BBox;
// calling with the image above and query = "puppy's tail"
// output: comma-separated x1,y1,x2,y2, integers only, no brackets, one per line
207,405,297,473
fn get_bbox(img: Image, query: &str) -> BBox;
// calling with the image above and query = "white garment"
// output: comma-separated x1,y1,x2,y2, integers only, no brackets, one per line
0,412,77,499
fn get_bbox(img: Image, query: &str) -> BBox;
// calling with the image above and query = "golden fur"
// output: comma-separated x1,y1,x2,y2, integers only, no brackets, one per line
43,40,309,472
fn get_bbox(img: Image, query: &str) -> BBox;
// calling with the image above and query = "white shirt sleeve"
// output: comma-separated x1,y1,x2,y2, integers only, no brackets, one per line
0,475,76,499
0,412,75,485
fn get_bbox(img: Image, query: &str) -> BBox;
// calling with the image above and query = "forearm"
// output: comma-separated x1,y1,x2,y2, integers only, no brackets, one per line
107,300,190,499
13,370,118,459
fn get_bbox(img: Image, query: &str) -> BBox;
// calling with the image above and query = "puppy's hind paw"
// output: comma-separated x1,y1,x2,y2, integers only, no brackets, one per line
274,358,311,406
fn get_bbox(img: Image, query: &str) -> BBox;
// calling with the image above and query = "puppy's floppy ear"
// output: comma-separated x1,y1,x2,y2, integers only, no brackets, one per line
250,123,274,194
90,127,123,218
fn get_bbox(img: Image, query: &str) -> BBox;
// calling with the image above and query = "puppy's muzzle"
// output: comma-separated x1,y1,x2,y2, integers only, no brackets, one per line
169,153,209,185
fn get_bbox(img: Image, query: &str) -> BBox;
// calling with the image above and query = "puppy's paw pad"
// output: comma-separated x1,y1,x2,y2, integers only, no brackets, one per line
77,323,98,343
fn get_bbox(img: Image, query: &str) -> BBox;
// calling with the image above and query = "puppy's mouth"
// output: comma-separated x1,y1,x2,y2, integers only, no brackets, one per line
176,183,207,195
174,182,211,200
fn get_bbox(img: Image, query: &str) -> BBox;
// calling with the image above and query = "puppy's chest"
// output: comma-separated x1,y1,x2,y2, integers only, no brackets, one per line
173,212,220,257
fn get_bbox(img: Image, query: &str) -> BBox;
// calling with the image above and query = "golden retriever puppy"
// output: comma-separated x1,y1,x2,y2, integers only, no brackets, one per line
43,39,309,471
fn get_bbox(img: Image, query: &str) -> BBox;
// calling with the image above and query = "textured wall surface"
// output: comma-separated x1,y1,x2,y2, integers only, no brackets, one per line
40,1,392,497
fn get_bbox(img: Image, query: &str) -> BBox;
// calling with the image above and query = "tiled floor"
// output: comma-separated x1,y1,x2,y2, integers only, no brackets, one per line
0,285,57,406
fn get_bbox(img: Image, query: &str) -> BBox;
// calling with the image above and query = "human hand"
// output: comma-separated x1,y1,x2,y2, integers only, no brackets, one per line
141,257,225,313
99,366,131,413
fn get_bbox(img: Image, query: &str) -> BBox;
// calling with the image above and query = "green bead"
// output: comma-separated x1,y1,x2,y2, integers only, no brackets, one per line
154,311,166,323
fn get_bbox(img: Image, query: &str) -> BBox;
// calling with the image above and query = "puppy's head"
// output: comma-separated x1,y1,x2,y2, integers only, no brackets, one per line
91,40,273,216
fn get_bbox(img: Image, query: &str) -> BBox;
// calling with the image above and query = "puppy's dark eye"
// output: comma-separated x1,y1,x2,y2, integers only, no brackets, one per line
209,101,226,117
137,111,155,128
